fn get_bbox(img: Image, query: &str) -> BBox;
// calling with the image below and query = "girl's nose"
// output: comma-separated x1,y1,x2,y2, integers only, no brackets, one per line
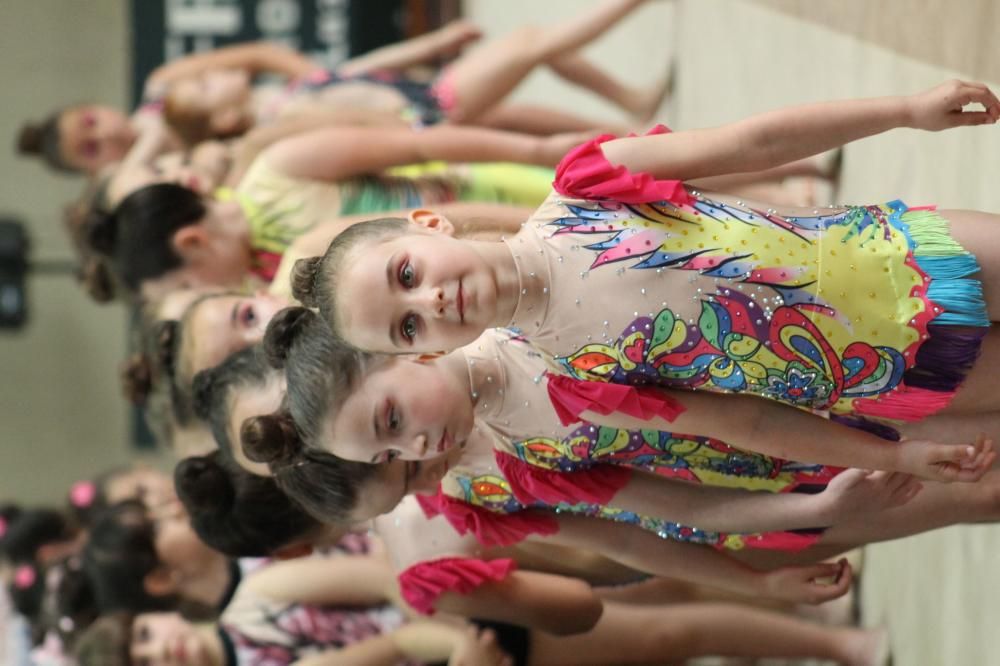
418,287,446,317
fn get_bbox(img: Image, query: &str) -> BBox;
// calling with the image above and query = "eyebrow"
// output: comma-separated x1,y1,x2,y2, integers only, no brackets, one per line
230,300,239,327
371,403,382,463
385,257,401,348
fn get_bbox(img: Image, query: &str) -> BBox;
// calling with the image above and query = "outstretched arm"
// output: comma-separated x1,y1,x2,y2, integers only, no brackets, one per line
608,467,920,535
577,386,993,482
144,42,319,98
548,513,852,605
242,555,396,607
264,125,587,181
600,80,1000,181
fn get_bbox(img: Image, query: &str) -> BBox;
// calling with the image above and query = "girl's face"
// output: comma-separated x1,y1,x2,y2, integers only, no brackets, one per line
186,292,289,378
325,356,474,463
150,504,221,578
58,105,135,173
349,449,458,522
336,227,499,353
106,152,216,208
131,612,213,666
106,465,177,513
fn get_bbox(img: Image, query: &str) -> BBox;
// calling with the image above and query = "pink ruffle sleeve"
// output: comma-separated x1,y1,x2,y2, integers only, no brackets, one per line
416,489,559,547
399,557,517,615
546,372,686,427
553,124,694,206
495,451,632,506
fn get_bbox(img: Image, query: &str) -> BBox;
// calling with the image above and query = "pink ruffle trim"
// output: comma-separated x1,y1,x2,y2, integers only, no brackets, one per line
742,529,823,552
546,372,686,427
495,450,632,506
399,557,517,615
416,488,559,547
553,124,693,206
429,66,458,116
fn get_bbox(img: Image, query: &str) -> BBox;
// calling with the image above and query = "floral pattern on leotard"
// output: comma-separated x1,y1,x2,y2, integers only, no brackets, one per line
545,198,943,415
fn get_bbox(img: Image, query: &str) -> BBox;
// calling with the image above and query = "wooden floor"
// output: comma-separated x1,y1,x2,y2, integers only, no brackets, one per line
465,1,1000,663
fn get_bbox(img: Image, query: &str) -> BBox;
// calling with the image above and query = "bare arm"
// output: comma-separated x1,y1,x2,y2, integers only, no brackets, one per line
547,513,852,605
435,569,603,636
242,555,395,607
336,20,482,76
601,80,1000,181
145,42,319,97
579,386,990,482
608,466,919,535
263,125,587,182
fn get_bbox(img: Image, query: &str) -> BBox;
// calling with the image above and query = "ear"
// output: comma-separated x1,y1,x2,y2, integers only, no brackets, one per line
408,209,455,236
273,543,313,560
143,567,179,597
171,225,209,260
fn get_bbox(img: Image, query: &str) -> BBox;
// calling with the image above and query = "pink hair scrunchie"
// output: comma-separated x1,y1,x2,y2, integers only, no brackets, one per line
14,564,36,589
0,516,7,539
69,481,97,509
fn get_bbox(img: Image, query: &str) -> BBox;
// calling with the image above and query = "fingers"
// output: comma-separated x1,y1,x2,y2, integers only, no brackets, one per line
959,81,1000,120
805,559,853,603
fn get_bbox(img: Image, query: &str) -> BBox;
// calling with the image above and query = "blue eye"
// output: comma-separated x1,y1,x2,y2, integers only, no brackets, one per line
400,315,417,342
388,406,401,432
399,262,415,287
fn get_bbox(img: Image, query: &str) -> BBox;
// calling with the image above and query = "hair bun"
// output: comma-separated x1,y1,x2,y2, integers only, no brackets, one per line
263,307,316,368
120,354,154,405
290,257,321,308
152,320,179,377
84,211,119,256
241,412,301,465
16,124,44,156
190,366,219,423
78,257,117,303
175,455,235,517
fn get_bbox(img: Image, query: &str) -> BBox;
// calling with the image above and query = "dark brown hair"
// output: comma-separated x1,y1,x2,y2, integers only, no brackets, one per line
17,110,73,173
290,217,409,341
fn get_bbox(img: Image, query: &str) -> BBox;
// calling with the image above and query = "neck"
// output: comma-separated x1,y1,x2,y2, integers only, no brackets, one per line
196,624,228,666
471,239,520,326
180,555,233,609
435,349,474,399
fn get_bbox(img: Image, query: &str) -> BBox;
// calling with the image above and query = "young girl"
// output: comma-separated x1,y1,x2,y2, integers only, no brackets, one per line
167,452,888,666
160,2,667,145
75,611,518,666
86,120,576,300
258,308,923,546
293,80,1000,481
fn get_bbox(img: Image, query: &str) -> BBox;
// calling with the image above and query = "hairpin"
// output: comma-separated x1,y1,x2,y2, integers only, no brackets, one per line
14,564,36,589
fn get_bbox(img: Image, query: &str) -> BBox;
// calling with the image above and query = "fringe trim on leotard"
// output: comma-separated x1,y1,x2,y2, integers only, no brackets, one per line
399,557,517,615
852,203,987,421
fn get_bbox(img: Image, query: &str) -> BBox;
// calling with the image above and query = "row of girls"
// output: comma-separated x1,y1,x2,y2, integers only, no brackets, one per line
14,0,1000,663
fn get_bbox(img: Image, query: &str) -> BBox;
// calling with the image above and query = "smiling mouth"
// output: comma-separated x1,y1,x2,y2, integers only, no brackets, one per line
457,282,465,323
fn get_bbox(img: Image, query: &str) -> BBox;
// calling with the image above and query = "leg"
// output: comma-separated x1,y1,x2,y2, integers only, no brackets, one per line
443,0,648,123
935,327,1000,414
547,52,672,122
595,575,790,610
529,601,886,665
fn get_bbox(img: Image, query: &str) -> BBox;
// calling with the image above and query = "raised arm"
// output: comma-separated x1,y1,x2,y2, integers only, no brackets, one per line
608,466,920,535
263,125,588,182
574,384,993,482
600,80,1000,181
144,42,319,98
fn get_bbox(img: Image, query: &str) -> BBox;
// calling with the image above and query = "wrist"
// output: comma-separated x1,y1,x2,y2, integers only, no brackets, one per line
895,94,918,129
805,491,836,526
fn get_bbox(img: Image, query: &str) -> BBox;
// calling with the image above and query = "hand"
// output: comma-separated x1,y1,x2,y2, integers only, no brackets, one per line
906,80,1000,131
897,433,995,482
819,468,923,522
439,19,485,56
763,558,853,605
448,627,514,666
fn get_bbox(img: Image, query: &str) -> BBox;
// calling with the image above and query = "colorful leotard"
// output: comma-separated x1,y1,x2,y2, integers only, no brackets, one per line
230,156,552,282
501,126,987,423
220,533,415,666
390,330,840,615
